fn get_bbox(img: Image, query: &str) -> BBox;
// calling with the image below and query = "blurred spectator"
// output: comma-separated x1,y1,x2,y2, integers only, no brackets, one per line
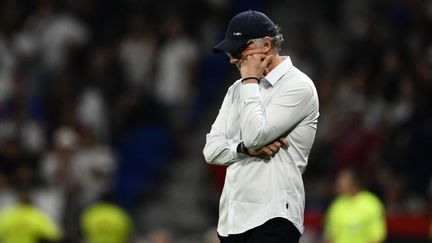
83,45,125,112
73,126,116,205
0,36,16,105
39,126,78,238
154,14,199,157
0,69,47,156
0,0,22,104
80,193,133,243
40,126,79,191
324,168,386,243
155,14,198,129
16,0,89,72
144,228,172,243
76,85,109,142
119,14,156,92
0,189,61,243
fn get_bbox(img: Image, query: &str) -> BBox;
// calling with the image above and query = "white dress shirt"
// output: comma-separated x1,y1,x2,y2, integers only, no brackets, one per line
203,56,319,236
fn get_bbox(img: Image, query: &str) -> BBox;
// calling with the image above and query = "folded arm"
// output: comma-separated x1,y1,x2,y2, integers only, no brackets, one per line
203,88,248,165
240,82,313,148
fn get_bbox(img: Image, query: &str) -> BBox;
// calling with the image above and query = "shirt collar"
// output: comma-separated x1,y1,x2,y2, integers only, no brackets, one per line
263,56,292,86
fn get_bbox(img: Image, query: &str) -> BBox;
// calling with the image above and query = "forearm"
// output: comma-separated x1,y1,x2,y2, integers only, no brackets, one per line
239,83,263,148
203,133,247,166
239,83,283,148
239,82,313,148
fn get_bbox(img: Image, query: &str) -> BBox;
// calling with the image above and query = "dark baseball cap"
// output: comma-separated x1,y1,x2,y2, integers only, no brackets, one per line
213,10,277,54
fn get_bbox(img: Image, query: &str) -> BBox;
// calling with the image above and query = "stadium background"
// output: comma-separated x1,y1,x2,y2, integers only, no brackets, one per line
0,0,430,242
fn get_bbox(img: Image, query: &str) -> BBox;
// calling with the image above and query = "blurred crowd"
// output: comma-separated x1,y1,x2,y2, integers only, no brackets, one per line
302,0,432,216
0,0,431,242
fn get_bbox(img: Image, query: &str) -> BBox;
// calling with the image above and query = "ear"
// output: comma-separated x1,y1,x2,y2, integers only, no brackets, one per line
263,36,272,53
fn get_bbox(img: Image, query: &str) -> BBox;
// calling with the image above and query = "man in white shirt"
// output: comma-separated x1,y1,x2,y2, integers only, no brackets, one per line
203,10,319,243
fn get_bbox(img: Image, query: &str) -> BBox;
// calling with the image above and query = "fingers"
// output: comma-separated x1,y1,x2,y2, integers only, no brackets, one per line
240,54,267,78
261,55,274,69
242,48,267,56
242,53,271,63
261,147,273,156
259,143,280,157
252,138,289,157
273,141,282,147
245,54,266,62
278,137,289,149
268,144,279,153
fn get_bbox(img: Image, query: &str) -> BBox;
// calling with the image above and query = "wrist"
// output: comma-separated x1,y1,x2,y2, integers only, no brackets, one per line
241,77,260,83
237,142,251,156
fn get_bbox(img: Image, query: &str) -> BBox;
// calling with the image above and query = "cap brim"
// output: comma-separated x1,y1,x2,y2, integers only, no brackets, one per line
213,39,248,54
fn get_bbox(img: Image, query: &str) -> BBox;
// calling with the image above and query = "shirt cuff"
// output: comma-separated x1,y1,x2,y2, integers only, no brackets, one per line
230,142,248,159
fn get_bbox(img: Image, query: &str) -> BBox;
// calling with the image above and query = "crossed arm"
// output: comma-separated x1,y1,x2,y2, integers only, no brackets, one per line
204,49,313,165
203,84,294,166
242,137,289,157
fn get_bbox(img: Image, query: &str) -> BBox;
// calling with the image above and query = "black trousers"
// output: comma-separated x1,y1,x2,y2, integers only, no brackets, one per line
218,217,301,243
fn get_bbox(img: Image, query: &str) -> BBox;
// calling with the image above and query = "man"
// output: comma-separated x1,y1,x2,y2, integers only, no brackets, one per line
203,10,319,243
324,168,386,243
80,193,133,243
0,190,61,243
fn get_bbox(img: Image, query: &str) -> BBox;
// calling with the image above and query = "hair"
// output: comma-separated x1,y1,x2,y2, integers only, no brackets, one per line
248,25,284,53
339,167,364,189
271,25,284,52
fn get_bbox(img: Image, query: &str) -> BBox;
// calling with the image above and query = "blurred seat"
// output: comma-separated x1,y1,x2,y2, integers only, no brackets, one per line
114,124,172,210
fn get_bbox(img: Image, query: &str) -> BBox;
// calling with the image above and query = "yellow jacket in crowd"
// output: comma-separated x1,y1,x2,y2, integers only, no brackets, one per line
81,202,133,243
325,190,386,243
0,203,61,243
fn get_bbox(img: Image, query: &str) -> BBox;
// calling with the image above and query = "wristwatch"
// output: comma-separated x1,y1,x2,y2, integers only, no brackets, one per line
237,141,251,156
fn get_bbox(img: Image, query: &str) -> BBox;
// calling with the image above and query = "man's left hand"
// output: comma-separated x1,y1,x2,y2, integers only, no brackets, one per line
247,137,289,157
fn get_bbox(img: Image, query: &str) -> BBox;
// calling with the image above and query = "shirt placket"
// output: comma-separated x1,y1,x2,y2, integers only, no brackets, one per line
227,166,236,232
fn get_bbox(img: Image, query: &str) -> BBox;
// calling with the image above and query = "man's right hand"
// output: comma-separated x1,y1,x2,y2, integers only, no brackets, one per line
247,137,289,157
